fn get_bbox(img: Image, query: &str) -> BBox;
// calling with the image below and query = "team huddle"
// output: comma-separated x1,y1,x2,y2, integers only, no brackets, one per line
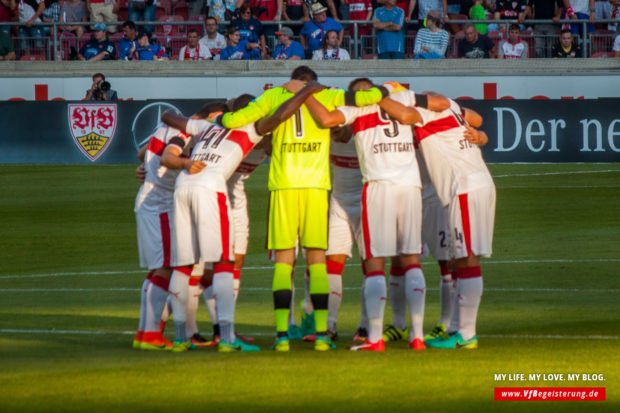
132,65,496,353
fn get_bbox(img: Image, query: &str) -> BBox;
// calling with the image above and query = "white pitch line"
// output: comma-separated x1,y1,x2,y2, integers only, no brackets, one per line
493,169,620,178
0,329,617,340
1,258,619,279
0,287,617,293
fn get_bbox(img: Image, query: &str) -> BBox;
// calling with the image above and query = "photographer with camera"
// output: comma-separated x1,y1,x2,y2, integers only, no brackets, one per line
82,73,119,101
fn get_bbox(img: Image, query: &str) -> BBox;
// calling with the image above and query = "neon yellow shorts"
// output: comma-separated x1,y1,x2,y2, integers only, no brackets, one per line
268,188,329,250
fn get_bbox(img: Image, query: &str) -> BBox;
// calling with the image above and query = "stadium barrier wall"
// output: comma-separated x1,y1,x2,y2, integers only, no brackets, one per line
1,98,618,164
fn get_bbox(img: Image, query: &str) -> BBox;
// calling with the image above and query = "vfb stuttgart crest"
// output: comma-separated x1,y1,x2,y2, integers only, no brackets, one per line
68,104,118,161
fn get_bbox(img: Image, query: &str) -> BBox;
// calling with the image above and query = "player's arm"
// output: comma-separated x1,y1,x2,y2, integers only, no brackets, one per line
161,142,205,174
255,81,325,135
463,107,483,128
305,96,346,128
221,90,274,129
463,125,488,146
161,110,190,132
378,97,423,125
421,91,451,111
137,144,147,162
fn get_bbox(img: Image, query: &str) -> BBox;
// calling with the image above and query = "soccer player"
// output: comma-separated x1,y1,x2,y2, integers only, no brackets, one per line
160,81,325,352
378,95,494,349
304,79,450,351
220,66,390,352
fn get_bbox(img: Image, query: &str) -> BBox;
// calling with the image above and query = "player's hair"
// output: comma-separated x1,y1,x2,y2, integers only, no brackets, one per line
92,72,105,81
232,94,256,111
290,66,317,81
348,77,373,91
508,23,520,32
194,101,229,118
121,21,136,30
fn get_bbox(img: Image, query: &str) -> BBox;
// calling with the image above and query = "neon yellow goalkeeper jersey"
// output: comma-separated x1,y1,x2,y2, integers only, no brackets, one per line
221,86,385,191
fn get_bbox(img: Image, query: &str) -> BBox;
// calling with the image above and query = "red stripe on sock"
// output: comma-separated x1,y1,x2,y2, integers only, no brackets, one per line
217,192,231,262
151,275,170,291
189,276,200,286
326,260,345,275
146,270,155,280
456,266,482,279
389,266,404,276
365,271,385,278
403,264,421,273
214,263,234,274
175,265,193,276
159,212,171,268
233,269,241,280
458,193,472,257
361,183,373,259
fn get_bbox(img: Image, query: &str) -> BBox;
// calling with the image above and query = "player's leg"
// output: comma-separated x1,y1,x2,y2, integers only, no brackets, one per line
199,268,220,342
326,255,345,339
383,258,408,341
350,257,386,351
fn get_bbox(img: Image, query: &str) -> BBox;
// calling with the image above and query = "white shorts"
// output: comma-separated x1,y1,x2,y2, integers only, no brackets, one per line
326,195,362,258
421,193,450,261
360,181,422,259
228,176,250,255
448,186,496,259
135,209,173,270
172,185,234,266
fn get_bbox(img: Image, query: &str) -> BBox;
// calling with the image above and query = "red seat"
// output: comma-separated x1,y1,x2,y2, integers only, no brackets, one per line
20,54,46,61
173,0,189,20
156,15,185,36
187,14,205,36
591,52,614,58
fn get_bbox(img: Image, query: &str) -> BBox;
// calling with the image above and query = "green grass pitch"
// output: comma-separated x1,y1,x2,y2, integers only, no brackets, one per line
0,163,618,412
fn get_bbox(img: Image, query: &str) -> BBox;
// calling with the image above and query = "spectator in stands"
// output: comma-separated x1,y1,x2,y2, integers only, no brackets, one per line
60,0,89,38
128,0,155,35
220,25,261,59
606,0,619,32
269,25,304,59
135,30,168,59
469,0,489,35
300,3,343,58
373,0,405,59
18,0,45,51
407,0,450,28
523,0,562,58
312,28,350,59
245,0,283,22
344,0,373,37
86,0,118,33
497,23,528,58
118,20,139,60
458,22,496,57
413,9,449,58
614,32,620,57
551,27,582,57
179,28,212,59
282,0,308,27
232,4,266,58
78,22,116,59
0,27,16,59
199,16,226,59
488,0,527,32
0,0,17,35
41,0,60,37
207,0,243,25
562,0,595,35
83,72,118,101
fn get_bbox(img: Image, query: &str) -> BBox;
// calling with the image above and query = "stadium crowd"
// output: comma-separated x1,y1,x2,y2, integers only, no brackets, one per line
132,65,494,352
0,0,618,60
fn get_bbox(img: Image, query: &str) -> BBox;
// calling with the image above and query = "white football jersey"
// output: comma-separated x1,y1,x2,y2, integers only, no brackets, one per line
414,99,495,207
330,137,363,202
233,145,267,179
338,90,421,187
175,119,263,192
134,123,193,213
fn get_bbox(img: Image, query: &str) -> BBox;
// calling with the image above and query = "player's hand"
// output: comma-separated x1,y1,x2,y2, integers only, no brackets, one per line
282,79,306,93
304,80,326,93
464,124,482,145
135,163,146,183
186,160,206,174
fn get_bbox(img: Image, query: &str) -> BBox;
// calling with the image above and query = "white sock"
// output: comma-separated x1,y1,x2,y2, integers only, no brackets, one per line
169,268,191,341
439,273,455,327
404,266,426,341
448,274,460,333
137,273,151,332
327,273,342,332
161,295,172,326
213,265,235,343
185,276,201,337
233,278,241,302
144,275,169,333
202,285,218,325
359,278,368,330
388,273,407,330
457,270,483,341
364,273,387,343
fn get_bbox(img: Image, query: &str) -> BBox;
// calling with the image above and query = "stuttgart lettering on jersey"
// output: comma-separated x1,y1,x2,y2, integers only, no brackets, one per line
280,142,322,153
192,152,222,163
373,141,414,154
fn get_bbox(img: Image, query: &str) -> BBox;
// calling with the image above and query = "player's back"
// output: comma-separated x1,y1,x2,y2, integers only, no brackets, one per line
414,99,494,206
176,120,263,192
330,137,362,202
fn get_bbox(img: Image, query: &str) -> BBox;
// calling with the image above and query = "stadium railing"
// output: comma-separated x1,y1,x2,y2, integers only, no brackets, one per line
2,18,618,61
